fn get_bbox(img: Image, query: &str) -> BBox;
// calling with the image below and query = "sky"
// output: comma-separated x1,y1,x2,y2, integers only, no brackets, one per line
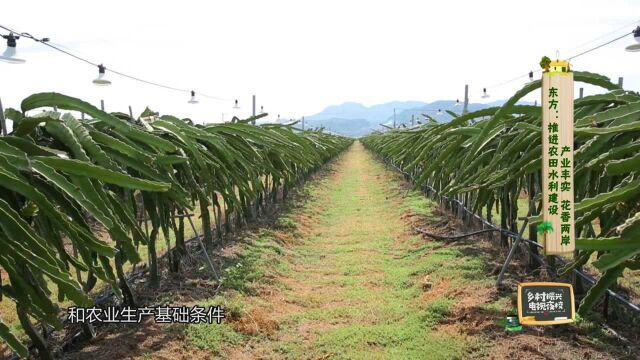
1,0,639,125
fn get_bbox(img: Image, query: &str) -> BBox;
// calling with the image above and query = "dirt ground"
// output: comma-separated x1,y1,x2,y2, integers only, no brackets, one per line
5,143,637,360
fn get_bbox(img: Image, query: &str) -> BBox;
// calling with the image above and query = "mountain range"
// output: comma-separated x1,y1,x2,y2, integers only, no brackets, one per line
299,99,532,137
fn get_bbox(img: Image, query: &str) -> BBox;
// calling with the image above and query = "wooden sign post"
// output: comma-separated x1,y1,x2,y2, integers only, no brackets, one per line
541,60,575,256
518,282,575,325
0,97,6,136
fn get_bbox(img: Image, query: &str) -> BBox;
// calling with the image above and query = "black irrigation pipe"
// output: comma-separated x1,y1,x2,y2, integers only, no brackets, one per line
382,158,640,316
135,212,195,222
413,226,502,240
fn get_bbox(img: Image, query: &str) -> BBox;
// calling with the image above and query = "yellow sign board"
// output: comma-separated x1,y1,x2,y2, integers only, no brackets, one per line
541,62,575,256
518,282,575,325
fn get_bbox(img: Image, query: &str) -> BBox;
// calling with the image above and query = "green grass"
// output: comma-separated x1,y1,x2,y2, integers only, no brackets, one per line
189,143,487,359
275,216,298,231
278,151,484,358
184,293,251,353
219,230,286,294
186,320,244,352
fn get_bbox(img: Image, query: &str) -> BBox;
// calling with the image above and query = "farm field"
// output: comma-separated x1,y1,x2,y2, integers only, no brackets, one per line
2,70,640,359
361,71,640,321
2,4,640,358
0,199,213,338
60,142,637,359
0,92,353,359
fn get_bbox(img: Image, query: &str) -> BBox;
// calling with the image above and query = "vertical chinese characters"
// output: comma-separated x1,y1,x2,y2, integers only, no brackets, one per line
542,63,575,255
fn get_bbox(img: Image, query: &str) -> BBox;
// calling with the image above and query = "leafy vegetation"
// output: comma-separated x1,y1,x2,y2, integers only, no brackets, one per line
362,71,640,318
0,92,351,358
191,144,477,358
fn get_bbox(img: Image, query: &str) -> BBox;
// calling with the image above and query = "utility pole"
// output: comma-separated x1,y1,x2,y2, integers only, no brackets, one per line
252,94,256,125
463,84,469,114
579,88,584,99
0,97,6,136
100,100,105,111
302,116,305,130
393,108,396,128
618,77,624,88
411,114,415,126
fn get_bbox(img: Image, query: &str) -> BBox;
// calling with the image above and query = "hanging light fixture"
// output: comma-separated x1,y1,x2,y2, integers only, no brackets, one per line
233,99,240,109
482,88,490,98
0,33,25,64
528,71,534,82
260,105,265,114
92,64,111,86
188,90,199,104
625,26,640,52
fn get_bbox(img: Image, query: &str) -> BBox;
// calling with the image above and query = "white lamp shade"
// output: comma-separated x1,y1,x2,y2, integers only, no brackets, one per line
188,90,199,104
626,43,640,52
93,72,111,86
92,74,111,86
93,65,111,86
0,46,25,64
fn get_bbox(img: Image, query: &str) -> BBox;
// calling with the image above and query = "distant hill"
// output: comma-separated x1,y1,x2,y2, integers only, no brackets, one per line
385,100,516,126
306,101,428,123
304,118,372,137
303,99,534,137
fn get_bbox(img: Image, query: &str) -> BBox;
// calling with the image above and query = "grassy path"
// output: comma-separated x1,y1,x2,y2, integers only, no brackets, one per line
63,142,630,360
196,142,483,359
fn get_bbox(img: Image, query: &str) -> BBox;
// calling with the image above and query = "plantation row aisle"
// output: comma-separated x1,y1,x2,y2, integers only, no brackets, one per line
200,141,478,358
66,142,628,360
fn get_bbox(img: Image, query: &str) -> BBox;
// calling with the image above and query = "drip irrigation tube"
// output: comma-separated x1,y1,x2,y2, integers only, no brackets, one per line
384,159,640,315
413,226,502,240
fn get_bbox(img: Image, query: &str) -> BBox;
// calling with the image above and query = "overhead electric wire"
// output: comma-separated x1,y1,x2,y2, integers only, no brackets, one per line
485,69,542,89
567,30,634,60
1,20,637,111
485,23,637,91
568,19,640,52
0,24,234,102
302,22,638,121
307,107,453,117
